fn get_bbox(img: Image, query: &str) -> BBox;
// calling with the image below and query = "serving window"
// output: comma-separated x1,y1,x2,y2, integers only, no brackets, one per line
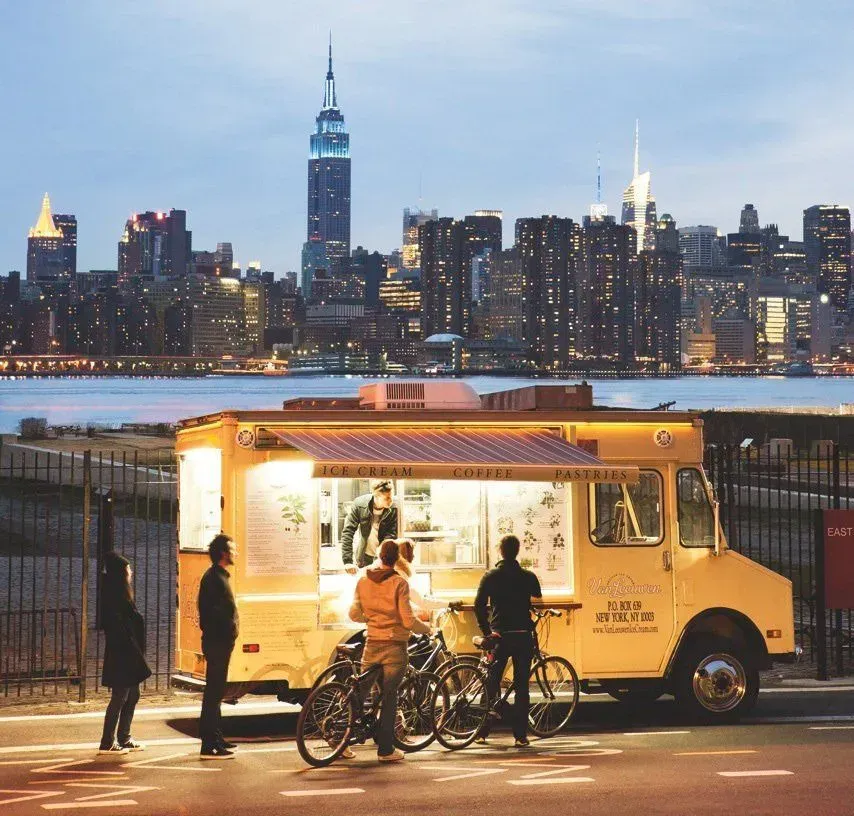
589,470,663,546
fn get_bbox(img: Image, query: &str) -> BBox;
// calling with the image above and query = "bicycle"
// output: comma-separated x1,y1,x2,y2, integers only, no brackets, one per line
296,659,440,766
310,605,477,689
429,607,579,750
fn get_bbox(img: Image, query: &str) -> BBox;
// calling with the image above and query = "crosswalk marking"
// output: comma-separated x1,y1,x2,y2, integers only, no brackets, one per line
717,770,794,777
0,789,64,807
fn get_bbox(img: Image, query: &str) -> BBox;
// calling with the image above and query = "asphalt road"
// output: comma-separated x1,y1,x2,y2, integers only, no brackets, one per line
0,687,852,816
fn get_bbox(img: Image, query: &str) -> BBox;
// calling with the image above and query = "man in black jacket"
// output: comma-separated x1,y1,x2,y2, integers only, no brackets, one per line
474,534,543,746
341,480,398,573
197,534,239,760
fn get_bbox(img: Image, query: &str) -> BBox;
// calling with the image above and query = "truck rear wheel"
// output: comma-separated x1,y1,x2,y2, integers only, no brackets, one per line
673,637,758,722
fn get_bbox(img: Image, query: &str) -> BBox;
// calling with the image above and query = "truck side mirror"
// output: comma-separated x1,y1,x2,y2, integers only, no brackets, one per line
712,499,721,557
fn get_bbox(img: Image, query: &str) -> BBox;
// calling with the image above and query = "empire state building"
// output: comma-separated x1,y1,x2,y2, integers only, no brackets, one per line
306,37,351,266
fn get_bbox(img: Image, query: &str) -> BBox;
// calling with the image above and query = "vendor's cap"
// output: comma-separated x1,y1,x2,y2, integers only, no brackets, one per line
370,479,393,493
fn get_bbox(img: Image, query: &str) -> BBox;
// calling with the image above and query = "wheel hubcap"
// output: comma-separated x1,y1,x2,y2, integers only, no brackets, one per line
692,653,747,712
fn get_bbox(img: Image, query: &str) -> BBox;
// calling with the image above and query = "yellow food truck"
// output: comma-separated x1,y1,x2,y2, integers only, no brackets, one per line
174,382,794,722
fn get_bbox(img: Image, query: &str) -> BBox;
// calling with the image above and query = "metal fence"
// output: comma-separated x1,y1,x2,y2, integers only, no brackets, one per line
0,443,176,699
1,439,852,700
706,443,853,674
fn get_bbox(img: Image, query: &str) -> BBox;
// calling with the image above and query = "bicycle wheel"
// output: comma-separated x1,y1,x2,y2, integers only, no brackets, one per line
527,656,579,738
394,670,443,752
296,681,356,767
311,660,357,689
431,663,489,750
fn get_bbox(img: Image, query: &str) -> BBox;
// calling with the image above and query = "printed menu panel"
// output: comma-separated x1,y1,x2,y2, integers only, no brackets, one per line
487,482,570,589
245,463,316,576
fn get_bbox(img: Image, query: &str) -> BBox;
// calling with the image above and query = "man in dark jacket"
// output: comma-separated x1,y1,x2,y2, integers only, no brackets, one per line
197,534,239,760
341,480,398,573
474,534,543,746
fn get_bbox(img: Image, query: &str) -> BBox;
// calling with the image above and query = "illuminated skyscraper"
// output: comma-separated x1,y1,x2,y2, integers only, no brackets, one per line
307,37,351,265
803,204,851,314
739,204,760,235
621,121,657,254
26,193,64,282
117,210,191,284
401,208,437,272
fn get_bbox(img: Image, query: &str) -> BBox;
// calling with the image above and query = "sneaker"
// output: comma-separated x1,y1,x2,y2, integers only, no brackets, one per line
514,737,530,747
377,749,405,763
120,739,145,752
200,746,235,760
217,740,238,750
340,746,356,759
97,743,129,755
474,736,489,745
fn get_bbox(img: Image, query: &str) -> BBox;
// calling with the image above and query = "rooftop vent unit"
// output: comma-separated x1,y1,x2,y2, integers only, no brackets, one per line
359,381,481,410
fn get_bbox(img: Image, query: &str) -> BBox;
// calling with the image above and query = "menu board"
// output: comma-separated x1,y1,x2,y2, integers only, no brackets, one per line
245,464,316,576
487,482,570,589
178,449,222,551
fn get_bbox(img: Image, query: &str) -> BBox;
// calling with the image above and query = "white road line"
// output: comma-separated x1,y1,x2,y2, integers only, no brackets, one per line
809,725,854,730
747,716,854,724
760,686,854,693
63,784,160,802
508,777,595,786
234,745,296,754
433,769,506,782
0,760,61,766
281,788,365,797
0,738,200,755
121,753,188,768
675,750,757,756
0,789,64,806
717,770,794,777
33,761,125,776
42,800,138,809
0,701,300,723
622,730,690,736
149,766,222,772
520,765,590,779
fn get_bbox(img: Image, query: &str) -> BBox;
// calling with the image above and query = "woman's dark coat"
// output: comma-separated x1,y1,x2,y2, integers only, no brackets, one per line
101,592,152,688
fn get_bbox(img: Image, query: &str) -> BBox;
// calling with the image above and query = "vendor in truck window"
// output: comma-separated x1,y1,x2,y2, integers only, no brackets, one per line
341,480,399,573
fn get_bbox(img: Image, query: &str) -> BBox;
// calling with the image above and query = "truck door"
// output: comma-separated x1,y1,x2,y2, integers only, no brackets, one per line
580,470,677,674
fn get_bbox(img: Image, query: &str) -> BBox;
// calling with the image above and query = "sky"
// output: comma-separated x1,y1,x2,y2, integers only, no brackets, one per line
2,0,854,277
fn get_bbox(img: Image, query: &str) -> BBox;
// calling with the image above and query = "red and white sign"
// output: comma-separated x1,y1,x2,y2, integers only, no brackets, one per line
823,509,854,609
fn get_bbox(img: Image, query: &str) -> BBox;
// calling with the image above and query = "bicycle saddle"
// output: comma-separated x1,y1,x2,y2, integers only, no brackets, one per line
335,643,363,659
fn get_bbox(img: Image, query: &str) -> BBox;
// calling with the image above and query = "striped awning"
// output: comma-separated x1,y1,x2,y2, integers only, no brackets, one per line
268,427,639,483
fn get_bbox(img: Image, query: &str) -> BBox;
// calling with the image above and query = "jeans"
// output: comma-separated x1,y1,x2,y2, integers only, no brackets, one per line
199,639,234,749
483,632,534,740
99,684,140,749
361,640,407,756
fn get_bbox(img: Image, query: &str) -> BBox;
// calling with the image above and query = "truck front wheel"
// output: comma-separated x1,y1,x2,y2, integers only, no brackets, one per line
673,637,759,722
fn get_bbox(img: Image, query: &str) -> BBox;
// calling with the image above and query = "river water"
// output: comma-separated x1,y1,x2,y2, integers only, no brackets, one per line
1,374,853,433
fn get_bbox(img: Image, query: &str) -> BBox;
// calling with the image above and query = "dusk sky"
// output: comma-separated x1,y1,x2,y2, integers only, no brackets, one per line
2,0,853,276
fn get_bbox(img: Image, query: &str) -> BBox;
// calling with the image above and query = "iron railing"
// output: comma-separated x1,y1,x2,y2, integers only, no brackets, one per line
0,441,176,699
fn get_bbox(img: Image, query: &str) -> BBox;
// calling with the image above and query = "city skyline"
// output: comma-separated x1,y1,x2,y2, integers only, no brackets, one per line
2,2,854,275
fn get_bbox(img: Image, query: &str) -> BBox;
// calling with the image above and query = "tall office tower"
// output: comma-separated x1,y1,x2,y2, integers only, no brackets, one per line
484,248,525,342
581,215,636,363
307,37,351,265
739,204,761,235
463,211,502,303
117,209,191,285
803,204,851,314
401,208,438,272
215,243,236,277
418,218,469,338
52,214,77,279
621,121,657,254
636,214,682,368
678,225,725,268
515,216,582,368
26,193,64,282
